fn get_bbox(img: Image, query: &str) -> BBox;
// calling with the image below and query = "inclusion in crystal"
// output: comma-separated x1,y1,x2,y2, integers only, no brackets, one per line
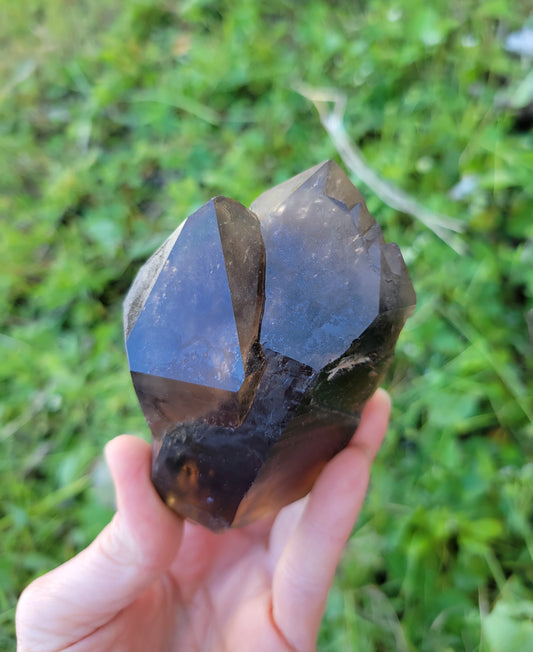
124,161,416,530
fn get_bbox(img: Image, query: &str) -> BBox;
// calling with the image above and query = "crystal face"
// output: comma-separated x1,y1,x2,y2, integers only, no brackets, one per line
124,161,416,530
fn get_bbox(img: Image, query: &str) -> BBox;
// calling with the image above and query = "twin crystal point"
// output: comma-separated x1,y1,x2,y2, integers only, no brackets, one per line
124,161,416,530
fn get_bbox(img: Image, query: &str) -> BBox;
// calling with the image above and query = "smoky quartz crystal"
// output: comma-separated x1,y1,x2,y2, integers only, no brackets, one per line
124,161,416,530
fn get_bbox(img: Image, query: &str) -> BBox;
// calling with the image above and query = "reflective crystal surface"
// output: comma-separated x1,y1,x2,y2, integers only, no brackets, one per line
124,161,416,530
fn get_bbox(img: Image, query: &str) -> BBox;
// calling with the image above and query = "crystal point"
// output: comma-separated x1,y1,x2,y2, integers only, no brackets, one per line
125,196,265,436
124,162,415,530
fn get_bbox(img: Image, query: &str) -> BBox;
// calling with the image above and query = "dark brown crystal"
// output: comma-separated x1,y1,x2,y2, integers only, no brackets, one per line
124,162,416,530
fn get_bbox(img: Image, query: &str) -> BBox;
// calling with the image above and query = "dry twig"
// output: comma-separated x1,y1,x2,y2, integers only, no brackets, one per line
296,83,466,254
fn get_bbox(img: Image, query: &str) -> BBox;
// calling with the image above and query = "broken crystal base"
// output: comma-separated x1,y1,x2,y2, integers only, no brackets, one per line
124,162,416,530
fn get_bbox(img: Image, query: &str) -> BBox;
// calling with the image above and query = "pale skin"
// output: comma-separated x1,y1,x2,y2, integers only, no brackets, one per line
16,389,390,652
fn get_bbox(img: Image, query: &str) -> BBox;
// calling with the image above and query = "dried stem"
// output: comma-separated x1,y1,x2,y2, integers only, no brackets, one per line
296,83,466,254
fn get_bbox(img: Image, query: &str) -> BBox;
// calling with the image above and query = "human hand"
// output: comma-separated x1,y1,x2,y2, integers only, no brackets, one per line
16,389,390,652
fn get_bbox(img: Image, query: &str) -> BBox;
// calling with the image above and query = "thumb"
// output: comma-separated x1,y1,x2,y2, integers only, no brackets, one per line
16,435,183,649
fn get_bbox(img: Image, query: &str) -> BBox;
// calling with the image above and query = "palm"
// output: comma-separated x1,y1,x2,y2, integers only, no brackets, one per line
16,390,390,652
97,508,300,652
167,518,283,650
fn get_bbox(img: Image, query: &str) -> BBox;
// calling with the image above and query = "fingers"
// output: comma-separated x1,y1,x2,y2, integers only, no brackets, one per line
272,389,391,651
16,435,183,651
348,388,391,462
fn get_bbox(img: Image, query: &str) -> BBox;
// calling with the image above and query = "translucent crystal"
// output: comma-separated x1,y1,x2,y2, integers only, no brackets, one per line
124,162,416,530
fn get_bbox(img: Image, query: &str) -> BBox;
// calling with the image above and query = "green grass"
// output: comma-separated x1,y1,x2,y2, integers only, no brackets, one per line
2,0,532,649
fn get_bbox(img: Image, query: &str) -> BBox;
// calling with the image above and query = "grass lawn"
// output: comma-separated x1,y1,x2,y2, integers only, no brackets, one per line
1,1,532,649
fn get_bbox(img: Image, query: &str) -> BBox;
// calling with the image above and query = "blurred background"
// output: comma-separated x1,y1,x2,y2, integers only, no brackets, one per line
1,0,532,649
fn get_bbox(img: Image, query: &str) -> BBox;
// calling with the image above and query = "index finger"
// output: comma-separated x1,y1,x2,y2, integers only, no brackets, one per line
271,389,391,652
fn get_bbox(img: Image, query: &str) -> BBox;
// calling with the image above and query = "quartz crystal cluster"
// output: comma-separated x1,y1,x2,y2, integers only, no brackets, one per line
124,161,416,530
